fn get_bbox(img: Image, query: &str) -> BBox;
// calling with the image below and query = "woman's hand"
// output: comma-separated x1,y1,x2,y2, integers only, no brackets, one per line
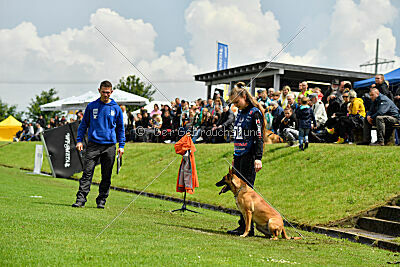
254,160,262,172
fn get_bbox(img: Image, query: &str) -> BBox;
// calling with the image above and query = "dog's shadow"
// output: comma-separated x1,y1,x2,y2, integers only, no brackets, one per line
155,222,268,239
156,222,224,235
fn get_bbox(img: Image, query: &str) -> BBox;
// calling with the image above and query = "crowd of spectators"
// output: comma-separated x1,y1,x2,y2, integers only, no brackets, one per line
15,111,83,142
122,74,399,146
123,91,235,144
17,74,400,146
261,75,400,146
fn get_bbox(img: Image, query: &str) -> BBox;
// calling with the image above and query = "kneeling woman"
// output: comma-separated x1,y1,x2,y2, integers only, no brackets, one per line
228,82,266,236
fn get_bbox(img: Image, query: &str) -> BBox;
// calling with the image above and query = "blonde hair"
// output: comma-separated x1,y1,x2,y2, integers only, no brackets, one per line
301,97,310,105
349,90,357,98
201,108,208,124
229,82,267,141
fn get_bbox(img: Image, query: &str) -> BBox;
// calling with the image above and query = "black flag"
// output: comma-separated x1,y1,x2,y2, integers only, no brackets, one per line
42,121,85,178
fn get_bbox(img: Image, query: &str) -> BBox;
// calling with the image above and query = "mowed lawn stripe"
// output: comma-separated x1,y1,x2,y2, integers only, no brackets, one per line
0,142,399,226
0,166,398,266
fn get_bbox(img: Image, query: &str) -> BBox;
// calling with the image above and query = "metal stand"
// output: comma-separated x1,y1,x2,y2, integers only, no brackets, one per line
171,191,199,213
40,132,56,178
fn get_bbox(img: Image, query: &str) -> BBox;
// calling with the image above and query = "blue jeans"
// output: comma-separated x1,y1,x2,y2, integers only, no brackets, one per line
298,128,310,146
192,128,202,143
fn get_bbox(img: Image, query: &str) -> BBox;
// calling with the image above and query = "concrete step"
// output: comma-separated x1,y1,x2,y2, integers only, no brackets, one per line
339,228,397,242
357,217,400,237
376,206,400,222
310,226,400,252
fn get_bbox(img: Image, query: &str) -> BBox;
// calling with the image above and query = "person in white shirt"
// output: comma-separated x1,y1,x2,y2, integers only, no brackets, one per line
309,93,327,130
31,123,43,141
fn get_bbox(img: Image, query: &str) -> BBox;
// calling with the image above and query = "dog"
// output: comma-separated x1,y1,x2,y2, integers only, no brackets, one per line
216,168,300,240
265,130,284,144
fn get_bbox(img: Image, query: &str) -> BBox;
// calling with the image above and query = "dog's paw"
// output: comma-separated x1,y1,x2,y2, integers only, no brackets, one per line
240,233,248,238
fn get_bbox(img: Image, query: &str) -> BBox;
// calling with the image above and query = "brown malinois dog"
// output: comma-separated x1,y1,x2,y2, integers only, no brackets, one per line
216,168,301,240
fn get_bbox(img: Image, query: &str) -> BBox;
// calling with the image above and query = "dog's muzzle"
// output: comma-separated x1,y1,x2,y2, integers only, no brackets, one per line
216,178,230,195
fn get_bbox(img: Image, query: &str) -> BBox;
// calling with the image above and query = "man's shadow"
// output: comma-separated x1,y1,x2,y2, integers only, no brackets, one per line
32,201,97,208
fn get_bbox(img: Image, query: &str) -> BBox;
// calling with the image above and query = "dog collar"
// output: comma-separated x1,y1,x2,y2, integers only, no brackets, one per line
234,185,245,198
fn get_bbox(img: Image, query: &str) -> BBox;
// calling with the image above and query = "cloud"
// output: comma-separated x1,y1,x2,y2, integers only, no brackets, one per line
0,8,203,109
2,1,400,111
138,47,202,101
313,0,397,69
0,8,160,81
185,0,282,71
184,0,399,72
291,0,399,70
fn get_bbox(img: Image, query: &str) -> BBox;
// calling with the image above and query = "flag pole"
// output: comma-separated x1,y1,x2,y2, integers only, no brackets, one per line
216,40,218,71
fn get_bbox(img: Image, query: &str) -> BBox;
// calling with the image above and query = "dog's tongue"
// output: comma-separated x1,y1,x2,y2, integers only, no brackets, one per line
219,185,228,195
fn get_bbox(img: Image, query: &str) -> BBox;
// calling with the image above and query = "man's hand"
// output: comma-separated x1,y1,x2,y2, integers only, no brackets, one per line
254,160,262,172
367,116,373,125
118,147,124,158
76,142,83,152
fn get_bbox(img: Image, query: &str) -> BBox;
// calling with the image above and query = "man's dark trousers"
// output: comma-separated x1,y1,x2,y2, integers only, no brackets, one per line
76,142,116,204
363,115,399,143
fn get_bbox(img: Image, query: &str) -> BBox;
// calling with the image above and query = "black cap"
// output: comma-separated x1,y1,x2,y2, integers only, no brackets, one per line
331,79,340,85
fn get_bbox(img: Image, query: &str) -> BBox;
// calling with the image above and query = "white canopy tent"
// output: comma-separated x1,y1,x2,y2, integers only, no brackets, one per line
40,97,75,111
61,91,98,110
84,89,150,106
41,90,149,111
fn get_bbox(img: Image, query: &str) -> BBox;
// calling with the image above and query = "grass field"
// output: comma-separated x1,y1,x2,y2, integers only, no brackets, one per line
0,142,399,226
0,166,398,266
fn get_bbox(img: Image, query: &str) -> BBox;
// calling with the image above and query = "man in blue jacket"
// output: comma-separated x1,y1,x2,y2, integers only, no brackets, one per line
72,80,125,208
361,88,399,146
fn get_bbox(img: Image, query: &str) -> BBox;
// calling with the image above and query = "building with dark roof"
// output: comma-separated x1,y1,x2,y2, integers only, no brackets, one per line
194,61,374,98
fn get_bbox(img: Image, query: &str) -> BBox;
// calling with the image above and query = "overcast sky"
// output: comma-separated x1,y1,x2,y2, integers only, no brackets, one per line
1,0,400,111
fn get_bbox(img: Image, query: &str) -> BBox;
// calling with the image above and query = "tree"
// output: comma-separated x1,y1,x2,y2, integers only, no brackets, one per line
0,99,24,121
27,88,61,123
115,75,155,111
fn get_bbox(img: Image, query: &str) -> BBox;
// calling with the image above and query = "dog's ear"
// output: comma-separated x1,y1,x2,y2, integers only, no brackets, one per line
230,174,240,188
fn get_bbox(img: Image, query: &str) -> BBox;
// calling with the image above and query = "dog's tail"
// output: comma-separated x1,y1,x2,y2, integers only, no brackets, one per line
281,227,302,240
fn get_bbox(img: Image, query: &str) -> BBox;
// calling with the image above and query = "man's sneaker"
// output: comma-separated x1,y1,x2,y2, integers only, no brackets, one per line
97,200,106,209
335,137,345,144
370,141,384,146
287,141,294,147
304,142,309,149
72,201,85,208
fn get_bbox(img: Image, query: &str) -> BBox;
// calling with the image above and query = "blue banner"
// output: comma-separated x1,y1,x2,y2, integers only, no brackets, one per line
217,42,228,70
